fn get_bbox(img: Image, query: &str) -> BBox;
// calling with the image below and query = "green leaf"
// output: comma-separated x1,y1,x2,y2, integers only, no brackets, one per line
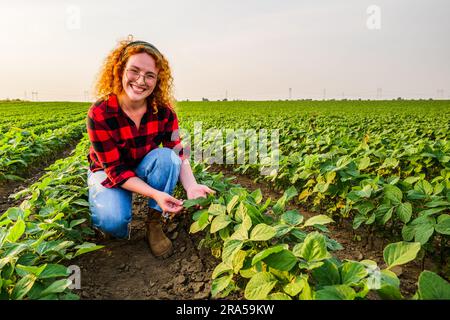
281,210,304,226
401,224,416,242
315,285,356,300
264,250,297,271
69,219,86,229
73,243,104,258
211,274,233,297
232,250,247,274
0,257,11,269
192,209,207,221
249,224,276,241
414,223,435,245
39,264,70,279
355,185,373,198
210,214,232,233
191,210,209,233
189,220,204,233
226,195,239,214
6,219,26,242
16,264,47,277
230,222,250,240
5,207,26,221
415,180,433,196
383,241,421,269
72,199,89,207
284,186,298,201
384,185,403,204
11,274,37,299
341,261,368,285
358,157,371,170
283,275,308,296
403,176,421,185
425,200,450,208
197,210,210,228
435,215,450,235
40,279,72,297
311,259,341,286
208,203,226,216
244,272,277,300
212,262,233,279
396,202,412,224
267,292,292,300
222,239,244,264
234,202,247,223
299,232,331,263
183,197,210,209
274,224,292,237
303,215,334,228
252,245,288,266
381,207,394,225
250,189,263,204
381,157,399,169
377,269,403,300
417,271,450,300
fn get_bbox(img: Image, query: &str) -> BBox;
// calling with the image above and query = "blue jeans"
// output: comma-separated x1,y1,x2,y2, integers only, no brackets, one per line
88,147,182,239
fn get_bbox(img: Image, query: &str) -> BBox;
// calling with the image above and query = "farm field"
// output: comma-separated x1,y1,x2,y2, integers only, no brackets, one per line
0,99,449,300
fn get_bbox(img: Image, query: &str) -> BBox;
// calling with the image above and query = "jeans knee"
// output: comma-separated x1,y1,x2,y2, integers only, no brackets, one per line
90,202,131,239
148,147,181,169
95,216,130,239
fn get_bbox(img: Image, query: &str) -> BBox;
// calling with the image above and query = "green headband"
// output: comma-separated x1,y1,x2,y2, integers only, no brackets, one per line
121,41,162,59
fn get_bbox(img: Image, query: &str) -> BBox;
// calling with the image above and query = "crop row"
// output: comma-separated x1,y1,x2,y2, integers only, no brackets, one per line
0,136,102,299
182,164,450,299
0,120,86,183
175,100,450,258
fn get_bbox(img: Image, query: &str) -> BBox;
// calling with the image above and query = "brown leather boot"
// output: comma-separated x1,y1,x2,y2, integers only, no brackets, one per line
145,208,173,259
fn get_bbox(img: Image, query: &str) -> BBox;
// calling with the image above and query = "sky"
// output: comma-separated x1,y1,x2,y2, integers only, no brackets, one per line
1,0,449,101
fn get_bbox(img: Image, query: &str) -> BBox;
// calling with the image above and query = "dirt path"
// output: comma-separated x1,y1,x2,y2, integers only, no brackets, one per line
71,165,443,300
72,195,219,300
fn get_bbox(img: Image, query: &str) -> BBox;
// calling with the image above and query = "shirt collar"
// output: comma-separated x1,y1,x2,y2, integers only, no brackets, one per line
106,94,119,113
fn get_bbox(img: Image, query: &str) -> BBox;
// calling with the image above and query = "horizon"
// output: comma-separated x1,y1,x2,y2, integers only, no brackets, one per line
1,0,449,102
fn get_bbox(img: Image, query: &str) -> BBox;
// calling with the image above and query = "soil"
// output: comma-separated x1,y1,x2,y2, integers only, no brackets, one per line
70,165,445,300
71,194,220,300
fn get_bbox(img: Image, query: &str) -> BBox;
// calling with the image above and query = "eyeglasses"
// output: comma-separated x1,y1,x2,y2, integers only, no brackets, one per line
125,68,157,85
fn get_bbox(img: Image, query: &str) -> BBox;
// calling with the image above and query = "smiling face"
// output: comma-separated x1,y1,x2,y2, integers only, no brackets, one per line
121,52,159,102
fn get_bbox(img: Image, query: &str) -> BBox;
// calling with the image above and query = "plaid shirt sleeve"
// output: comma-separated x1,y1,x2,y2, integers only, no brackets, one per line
162,107,190,161
87,107,136,188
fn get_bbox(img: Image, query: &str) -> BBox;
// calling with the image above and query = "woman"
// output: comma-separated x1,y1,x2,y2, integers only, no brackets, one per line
87,38,214,259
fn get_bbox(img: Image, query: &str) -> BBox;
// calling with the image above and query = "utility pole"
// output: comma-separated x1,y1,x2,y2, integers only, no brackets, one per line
289,88,292,100
225,90,228,101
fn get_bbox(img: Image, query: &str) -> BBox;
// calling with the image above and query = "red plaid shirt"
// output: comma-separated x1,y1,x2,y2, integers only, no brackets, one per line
87,94,187,188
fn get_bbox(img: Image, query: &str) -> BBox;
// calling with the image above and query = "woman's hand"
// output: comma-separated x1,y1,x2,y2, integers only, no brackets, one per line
186,183,215,200
153,190,184,214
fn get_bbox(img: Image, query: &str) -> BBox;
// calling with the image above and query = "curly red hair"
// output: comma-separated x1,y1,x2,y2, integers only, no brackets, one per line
94,38,174,113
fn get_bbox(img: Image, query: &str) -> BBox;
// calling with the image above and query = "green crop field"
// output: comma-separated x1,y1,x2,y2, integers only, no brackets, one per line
0,99,449,300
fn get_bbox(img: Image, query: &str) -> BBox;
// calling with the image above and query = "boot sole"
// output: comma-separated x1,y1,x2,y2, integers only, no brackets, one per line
153,246,174,259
